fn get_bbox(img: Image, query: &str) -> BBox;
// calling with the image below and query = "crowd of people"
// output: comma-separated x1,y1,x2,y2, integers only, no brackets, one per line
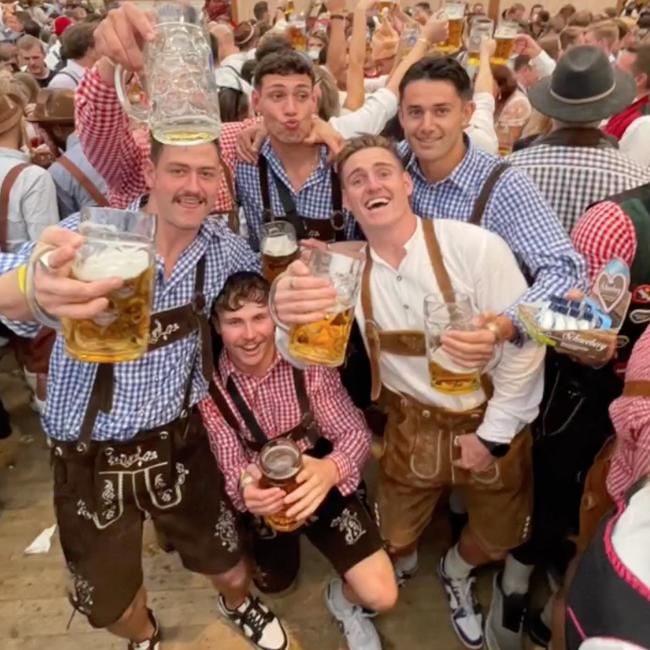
1,0,650,649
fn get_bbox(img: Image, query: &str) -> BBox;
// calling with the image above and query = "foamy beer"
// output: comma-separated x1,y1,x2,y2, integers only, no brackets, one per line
492,21,518,64
259,438,303,533
289,242,366,367
261,221,299,282
467,18,493,66
378,0,396,13
61,208,156,364
436,2,465,53
286,17,307,51
423,292,483,396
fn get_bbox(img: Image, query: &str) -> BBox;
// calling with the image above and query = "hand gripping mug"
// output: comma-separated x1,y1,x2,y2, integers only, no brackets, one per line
114,2,221,146
288,242,366,367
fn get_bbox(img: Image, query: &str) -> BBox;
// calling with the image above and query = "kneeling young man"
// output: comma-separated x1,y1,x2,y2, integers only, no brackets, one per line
199,272,398,650
201,272,397,650
273,135,545,650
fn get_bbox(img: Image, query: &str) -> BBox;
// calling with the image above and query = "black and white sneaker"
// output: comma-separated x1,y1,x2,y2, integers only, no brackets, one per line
527,607,551,648
217,593,288,650
127,609,161,650
485,571,527,650
437,556,484,650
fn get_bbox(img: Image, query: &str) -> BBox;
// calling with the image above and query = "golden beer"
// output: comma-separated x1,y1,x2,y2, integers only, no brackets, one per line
287,22,307,50
261,222,298,282
378,0,395,12
437,17,464,52
62,247,155,363
259,439,303,533
262,249,299,283
491,21,518,64
289,306,354,367
285,0,295,19
428,359,481,396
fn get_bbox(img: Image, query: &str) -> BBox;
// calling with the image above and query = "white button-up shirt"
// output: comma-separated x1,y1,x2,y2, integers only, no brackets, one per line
354,218,545,445
48,59,86,90
0,148,59,251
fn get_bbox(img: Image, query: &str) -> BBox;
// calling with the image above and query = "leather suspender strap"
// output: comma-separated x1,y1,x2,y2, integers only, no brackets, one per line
330,168,342,212
226,376,269,447
56,157,109,208
217,146,240,233
292,365,310,414
0,163,30,252
361,219,454,401
468,163,509,227
209,380,241,432
622,380,650,397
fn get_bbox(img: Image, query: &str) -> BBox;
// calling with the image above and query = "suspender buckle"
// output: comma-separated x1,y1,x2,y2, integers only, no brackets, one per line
330,210,346,231
365,319,380,345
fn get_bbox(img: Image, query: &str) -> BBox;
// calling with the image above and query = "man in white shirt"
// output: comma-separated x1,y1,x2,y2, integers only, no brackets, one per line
0,92,59,252
49,21,99,90
272,135,545,650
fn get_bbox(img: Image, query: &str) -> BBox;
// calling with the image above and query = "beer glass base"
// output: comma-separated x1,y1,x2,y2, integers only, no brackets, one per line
264,515,304,533
64,346,147,364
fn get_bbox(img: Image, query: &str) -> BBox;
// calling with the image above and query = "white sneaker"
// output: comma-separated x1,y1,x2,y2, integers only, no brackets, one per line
217,593,288,650
437,556,484,650
127,610,161,650
394,551,419,587
325,579,382,650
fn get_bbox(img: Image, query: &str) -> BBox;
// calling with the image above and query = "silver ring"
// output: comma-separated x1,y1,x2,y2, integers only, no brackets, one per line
38,251,54,272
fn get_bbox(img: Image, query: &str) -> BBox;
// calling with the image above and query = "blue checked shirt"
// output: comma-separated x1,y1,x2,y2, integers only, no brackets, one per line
0,211,260,442
398,139,588,331
236,139,356,251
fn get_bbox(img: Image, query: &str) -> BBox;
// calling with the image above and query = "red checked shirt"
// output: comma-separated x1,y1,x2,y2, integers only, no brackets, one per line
75,67,254,211
199,351,371,512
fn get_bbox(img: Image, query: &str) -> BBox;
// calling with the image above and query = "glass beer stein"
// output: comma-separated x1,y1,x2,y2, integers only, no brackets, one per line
61,208,156,364
114,2,221,145
436,2,465,53
423,291,484,397
286,15,308,51
492,20,519,65
377,0,396,14
261,221,299,283
259,438,304,533
467,18,493,66
289,242,366,367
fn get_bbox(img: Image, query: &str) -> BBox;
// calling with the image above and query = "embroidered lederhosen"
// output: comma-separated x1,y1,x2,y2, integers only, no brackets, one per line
208,366,383,593
566,477,650,650
50,257,243,627
362,220,532,552
258,154,346,243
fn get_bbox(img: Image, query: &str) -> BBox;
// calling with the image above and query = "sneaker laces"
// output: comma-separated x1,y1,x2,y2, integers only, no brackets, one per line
450,575,479,619
239,597,274,642
341,604,375,644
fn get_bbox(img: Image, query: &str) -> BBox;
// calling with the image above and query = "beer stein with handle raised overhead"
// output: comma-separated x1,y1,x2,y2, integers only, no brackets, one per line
114,2,221,146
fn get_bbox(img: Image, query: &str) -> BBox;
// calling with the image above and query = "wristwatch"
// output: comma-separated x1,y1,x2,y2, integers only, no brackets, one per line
477,436,510,458
484,320,504,344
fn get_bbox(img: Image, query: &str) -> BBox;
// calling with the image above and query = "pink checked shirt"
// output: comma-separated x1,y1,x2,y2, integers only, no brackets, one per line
75,67,253,211
199,352,371,511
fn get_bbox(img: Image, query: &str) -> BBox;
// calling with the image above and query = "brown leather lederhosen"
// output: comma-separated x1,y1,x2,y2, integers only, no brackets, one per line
0,162,56,374
258,155,346,243
56,255,214,455
208,365,323,455
362,219,533,553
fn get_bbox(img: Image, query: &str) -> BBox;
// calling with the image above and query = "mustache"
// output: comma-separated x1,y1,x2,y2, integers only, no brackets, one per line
172,193,207,205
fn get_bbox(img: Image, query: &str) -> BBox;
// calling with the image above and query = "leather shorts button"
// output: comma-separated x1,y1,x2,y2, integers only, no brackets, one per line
422,410,431,418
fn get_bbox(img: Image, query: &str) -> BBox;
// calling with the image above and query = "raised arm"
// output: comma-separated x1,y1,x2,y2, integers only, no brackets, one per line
344,0,374,111
325,0,348,90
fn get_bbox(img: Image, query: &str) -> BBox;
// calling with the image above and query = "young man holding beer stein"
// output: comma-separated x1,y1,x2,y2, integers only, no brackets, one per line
200,270,398,650
273,135,545,650
0,142,290,650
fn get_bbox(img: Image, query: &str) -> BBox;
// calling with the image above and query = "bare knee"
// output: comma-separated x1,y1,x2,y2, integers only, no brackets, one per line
360,575,398,612
345,551,399,613
209,559,249,593
108,587,147,630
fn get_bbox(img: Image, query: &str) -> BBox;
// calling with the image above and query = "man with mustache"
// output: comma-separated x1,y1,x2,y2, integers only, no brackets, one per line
272,135,545,650
0,136,289,650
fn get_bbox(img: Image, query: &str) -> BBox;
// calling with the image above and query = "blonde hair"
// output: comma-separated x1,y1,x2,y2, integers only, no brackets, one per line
586,21,620,48
314,65,340,121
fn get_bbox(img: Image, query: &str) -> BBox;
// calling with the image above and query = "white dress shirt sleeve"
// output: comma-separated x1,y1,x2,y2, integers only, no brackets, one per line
531,50,556,78
619,116,650,168
329,87,398,139
472,231,545,444
465,92,499,155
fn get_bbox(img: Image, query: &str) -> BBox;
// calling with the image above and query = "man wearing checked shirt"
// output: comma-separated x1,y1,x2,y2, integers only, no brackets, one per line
0,140,289,650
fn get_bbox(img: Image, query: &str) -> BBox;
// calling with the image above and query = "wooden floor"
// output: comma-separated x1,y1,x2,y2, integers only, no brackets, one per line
0,350,543,650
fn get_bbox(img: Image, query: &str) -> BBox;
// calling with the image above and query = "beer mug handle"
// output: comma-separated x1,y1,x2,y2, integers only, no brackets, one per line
24,245,62,331
114,65,150,124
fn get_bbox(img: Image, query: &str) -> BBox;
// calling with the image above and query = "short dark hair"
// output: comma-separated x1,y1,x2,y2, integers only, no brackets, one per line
399,56,472,102
513,53,532,71
60,22,96,60
632,43,650,88
335,134,402,181
254,50,315,89
253,1,269,21
214,272,270,314
255,33,292,62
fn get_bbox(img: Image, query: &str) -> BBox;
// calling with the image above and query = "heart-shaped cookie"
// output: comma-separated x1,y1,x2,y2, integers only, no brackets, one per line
595,272,626,314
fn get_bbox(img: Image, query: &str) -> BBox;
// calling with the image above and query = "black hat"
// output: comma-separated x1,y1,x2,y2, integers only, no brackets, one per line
528,45,636,122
